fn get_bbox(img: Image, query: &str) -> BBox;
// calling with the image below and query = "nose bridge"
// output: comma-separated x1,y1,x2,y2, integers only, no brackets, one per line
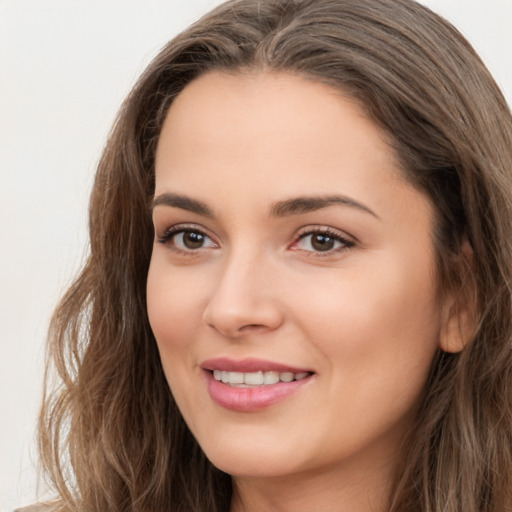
202,244,283,337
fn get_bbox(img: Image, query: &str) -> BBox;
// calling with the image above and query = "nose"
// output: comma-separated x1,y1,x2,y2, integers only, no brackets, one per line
202,250,284,339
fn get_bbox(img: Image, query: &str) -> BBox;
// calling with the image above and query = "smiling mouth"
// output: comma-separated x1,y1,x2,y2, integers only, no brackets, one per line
203,361,315,411
212,370,312,387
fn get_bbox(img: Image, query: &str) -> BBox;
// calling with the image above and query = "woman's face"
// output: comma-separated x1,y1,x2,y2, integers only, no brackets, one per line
147,71,449,482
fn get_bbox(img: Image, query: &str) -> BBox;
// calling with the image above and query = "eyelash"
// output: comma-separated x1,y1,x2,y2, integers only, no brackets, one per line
292,227,355,256
157,224,215,254
156,224,355,256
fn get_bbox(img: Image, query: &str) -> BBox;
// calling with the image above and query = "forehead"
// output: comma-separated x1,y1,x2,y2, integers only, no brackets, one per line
154,71,404,197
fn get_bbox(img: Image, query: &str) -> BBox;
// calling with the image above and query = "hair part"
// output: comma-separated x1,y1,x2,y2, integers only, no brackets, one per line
39,1,512,511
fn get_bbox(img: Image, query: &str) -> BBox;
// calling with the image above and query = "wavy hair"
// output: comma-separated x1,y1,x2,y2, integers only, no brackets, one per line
38,0,512,511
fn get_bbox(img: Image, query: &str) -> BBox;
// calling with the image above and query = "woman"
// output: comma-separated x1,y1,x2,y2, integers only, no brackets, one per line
32,0,512,510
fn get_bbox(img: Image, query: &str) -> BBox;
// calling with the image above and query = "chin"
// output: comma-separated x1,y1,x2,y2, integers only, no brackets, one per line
198,431,309,478
208,452,302,479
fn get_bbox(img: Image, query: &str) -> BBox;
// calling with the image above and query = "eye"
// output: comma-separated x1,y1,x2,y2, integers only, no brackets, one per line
158,226,217,252
292,228,354,254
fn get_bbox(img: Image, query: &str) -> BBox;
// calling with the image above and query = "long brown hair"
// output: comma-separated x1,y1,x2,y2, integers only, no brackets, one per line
38,1,512,510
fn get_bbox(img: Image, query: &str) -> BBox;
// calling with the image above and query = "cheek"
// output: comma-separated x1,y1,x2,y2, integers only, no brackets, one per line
295,261,439,337
146,261,207,419
289,256,442,393
146,260,206,363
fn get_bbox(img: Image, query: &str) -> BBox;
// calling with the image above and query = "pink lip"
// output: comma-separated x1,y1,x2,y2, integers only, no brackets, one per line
201,357,311,373
200,358,314,412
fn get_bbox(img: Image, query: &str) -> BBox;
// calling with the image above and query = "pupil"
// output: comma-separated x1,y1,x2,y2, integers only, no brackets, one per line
312,234,334,251
183,231,204,249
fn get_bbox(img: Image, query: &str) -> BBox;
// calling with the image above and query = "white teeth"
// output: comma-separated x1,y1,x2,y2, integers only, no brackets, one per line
263,371,280,385
244,372,264,385
280,372,294,383
228,372,244,384
212,370,310,386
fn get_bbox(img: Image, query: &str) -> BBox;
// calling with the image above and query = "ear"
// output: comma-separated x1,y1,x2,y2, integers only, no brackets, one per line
439,240,478,353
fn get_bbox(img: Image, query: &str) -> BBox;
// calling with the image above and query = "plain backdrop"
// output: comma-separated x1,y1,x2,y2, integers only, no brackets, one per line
1,1,511,510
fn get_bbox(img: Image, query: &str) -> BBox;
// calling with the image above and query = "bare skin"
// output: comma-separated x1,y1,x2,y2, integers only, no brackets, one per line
147,71,466,512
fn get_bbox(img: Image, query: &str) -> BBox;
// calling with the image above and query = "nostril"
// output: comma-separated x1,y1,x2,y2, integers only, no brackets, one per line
239,324,271,334
202,292,284,337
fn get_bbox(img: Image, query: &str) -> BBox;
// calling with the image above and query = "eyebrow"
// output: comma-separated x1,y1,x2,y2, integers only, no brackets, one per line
151,192,378,219
269,195,379,219
152,193,214,217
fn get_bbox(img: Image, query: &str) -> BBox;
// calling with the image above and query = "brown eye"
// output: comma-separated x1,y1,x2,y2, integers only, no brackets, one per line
310,233,336,252
158,227,217,251
295,229,354,254
181,231,207,249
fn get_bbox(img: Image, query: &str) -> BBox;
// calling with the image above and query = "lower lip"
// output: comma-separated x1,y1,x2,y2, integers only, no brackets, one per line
204,371,313,412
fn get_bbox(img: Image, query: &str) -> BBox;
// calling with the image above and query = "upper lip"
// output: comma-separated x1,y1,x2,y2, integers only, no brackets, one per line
200,357,313,374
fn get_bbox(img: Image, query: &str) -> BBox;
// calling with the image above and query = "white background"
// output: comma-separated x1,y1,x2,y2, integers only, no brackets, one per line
1,1,511,510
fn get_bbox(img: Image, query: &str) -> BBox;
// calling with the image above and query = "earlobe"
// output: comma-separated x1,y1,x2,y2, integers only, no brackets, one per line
438,240,478,354
439,302,476,353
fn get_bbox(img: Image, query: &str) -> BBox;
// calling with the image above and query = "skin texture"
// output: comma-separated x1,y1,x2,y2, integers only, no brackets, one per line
147,71,459,512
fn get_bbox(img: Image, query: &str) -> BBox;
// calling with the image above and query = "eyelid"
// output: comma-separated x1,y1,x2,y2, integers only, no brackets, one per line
290,225,356,255
295,224,354,239
157,223,218,251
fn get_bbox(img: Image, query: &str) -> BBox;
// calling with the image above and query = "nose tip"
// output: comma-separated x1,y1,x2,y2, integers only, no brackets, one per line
203,308,282,339
202,260,284,339
204,299,282,338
